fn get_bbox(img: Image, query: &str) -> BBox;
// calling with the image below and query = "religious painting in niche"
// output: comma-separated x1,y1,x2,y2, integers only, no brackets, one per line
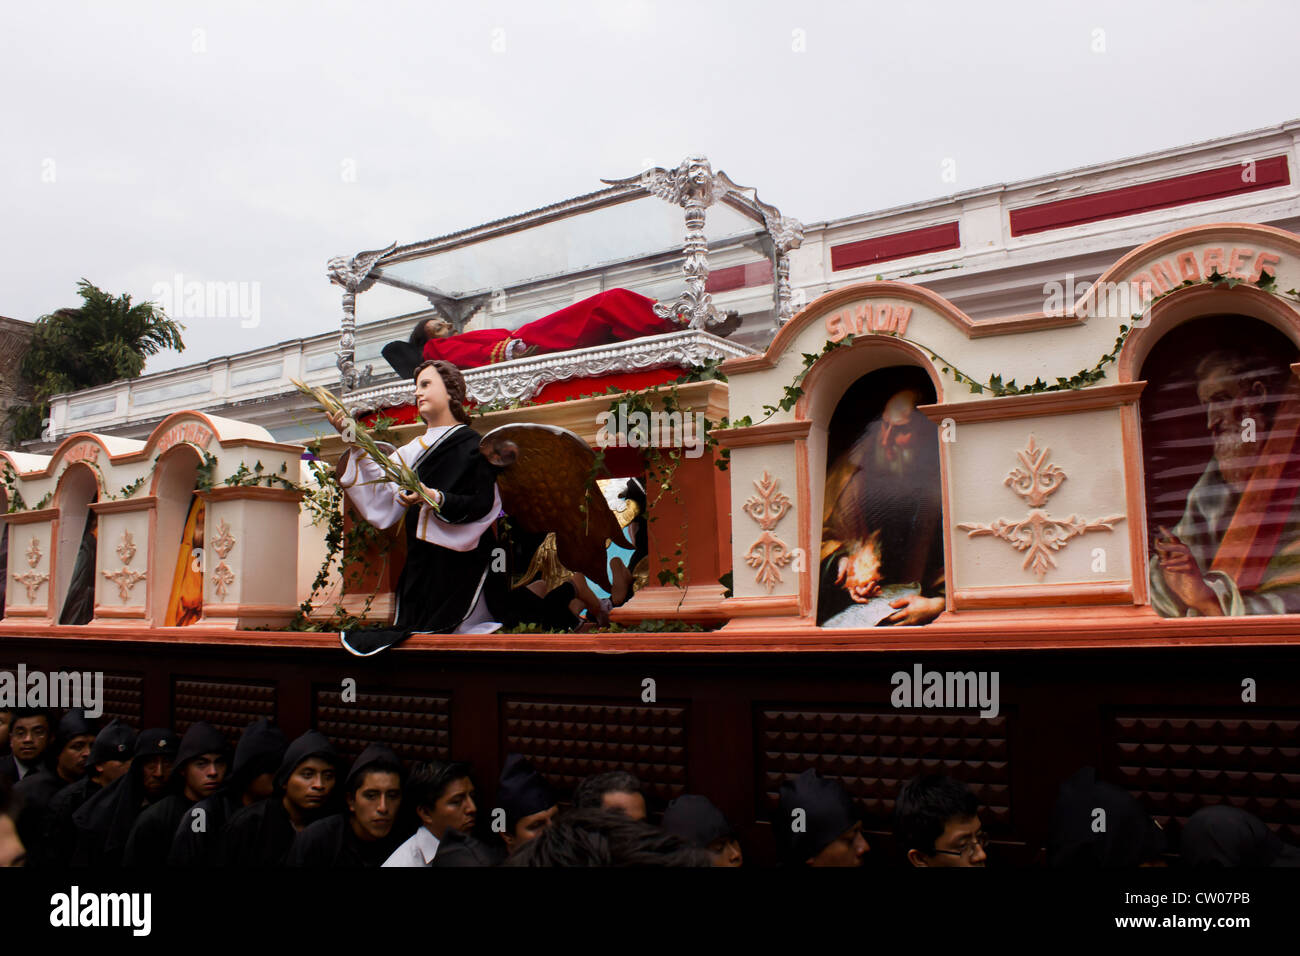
1142,316,1300,617
818,366,944,627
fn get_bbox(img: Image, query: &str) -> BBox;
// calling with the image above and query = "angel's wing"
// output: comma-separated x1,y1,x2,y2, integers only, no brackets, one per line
601,166,677,202
480,423,631,591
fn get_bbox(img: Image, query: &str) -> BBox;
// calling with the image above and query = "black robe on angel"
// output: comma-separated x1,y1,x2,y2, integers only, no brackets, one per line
336,423,509,656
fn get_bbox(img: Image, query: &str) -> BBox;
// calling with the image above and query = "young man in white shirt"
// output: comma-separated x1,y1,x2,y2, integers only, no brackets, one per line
383,760,478,867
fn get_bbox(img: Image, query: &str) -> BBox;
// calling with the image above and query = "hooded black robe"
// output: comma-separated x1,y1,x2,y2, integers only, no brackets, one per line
122,722,229,868
13,710,96,864
285,743,404,867
339,425,508,656
220,730,340,867
167,718,286,867
72,728,180,868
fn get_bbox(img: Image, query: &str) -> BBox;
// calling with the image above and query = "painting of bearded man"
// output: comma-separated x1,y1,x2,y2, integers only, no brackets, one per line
818,368,946,627
1147,328,1300,617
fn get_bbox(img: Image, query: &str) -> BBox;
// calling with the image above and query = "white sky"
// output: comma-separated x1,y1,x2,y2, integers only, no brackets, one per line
2,0,1299,373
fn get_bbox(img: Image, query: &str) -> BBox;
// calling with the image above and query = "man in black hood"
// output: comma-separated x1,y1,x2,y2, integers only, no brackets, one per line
42,719,135,868
776,769,869,867
1180,805,1300,867
0,709,50,786
496,753,557,857
221,730,340,867
1048,767,1168,867
168,718,286,867
662,794,743,867
286,743,404,867
13,710,96,865
123,721,229,867
72,727,179,867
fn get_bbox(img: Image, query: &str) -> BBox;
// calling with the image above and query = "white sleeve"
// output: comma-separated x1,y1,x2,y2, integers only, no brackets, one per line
335,445,406,531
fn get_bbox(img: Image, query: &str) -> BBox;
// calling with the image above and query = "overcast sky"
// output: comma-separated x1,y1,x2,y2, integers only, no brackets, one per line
3,0,1299,374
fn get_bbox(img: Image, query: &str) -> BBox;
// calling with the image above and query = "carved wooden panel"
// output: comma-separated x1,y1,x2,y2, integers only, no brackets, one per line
0,664,141,728
314,687,450,765
100,673,143,727
173,678,275,745
502,697,688,804
755,707,1011,832
1107,713,1300,842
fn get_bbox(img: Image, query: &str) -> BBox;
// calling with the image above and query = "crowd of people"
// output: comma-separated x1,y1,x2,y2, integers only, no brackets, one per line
1,707,1297,868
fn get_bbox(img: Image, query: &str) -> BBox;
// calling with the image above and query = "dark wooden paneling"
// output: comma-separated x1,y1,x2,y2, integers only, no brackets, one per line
1105,711,1300,842
101,673,143,727
314,686,450,765
755,707,1011,833
502,696,688,805
173,678,276,745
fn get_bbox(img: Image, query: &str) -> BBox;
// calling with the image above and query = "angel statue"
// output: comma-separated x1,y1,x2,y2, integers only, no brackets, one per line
323,359,632,655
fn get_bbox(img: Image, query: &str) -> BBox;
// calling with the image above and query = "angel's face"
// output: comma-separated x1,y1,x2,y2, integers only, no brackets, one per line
415,366,450,423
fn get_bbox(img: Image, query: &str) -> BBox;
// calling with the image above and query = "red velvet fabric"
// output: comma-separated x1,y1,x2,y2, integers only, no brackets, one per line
421,289,679,369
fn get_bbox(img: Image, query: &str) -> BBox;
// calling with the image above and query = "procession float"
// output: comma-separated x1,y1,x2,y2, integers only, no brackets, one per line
5,126,1300,863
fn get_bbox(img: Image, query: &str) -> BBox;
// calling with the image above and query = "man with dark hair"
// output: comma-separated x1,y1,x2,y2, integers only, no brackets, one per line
221,730,340,867
496,753,558,856
168,717,286,866
661,794,742,867
287,743,404,867
572,770,646,821
894,774,988,867
505,808,711,867
12,710,96,864
776,769,868,867
72,727,179,867
384,759,484,866
42,719,135,867
123,721,229,867
0,709,50,785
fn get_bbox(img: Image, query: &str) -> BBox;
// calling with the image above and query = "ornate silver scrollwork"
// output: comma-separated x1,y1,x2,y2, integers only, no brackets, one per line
604,156,805,327
327,242,397,391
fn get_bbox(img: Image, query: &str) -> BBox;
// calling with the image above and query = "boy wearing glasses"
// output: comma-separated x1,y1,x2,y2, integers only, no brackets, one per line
894,774,988,867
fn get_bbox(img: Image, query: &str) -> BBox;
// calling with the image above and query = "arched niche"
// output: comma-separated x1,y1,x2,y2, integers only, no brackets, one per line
815,364,945,628
1118,284,1300,384
1136,308,1300,619
54,462,101,622
793,337,948,622
150,443,203,624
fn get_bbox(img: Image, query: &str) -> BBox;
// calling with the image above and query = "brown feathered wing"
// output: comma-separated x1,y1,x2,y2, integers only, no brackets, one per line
480,423,630,591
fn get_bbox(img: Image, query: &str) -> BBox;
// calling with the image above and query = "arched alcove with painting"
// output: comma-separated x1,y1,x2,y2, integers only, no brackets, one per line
1139,314,1300,617
815,365,945,627
54,462,101,625
151,442,205,626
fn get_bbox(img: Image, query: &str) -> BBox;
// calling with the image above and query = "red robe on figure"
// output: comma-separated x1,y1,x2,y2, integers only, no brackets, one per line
421,289,681,369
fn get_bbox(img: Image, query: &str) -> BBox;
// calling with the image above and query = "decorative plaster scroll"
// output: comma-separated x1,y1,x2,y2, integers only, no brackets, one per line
13,537,48,601
211,519,236,560
102,530,147,602
1004,436,1066,507
212,562,235,599
958,438,1124,580
743,471,795,593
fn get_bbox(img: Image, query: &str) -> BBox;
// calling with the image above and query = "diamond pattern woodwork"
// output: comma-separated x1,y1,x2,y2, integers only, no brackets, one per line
1106,713,1300,842
503,697,688,804
314,687,451,765
173,678,275,744
756,707,1011,832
